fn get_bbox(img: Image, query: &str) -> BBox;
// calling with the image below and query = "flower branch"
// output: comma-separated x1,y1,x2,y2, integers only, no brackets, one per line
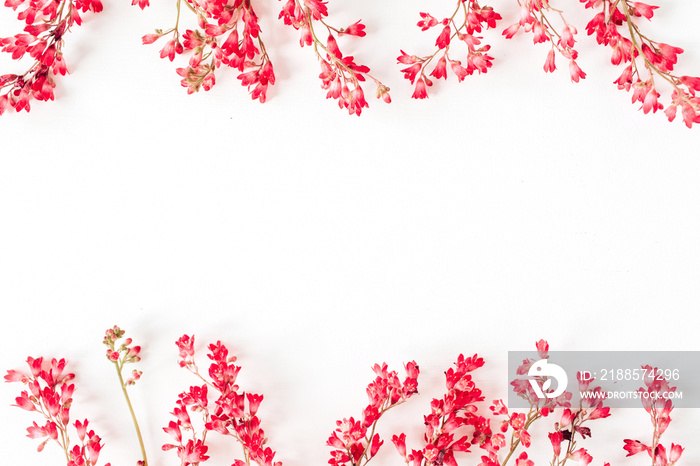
103,326,148,466
0,0,102,114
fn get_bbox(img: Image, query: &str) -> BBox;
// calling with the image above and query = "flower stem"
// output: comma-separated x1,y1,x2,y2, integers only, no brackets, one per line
114,362,149,466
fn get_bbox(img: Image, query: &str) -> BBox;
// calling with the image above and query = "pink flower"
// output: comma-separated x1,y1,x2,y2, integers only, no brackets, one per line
543,49,556,73
430,55,447,80
417,12,438,31
435,25,451,49
176,335,195,356
614,65,634,91
326,33,342,58
142,34,161,45
587,406,611,420
450,60,469,82
299,24,312,46
131,0,149,9
509,412,526,430
159,39,183,62
532,22,548,44
4,369,28,383
680,76,700,94
568,60,586,82
347,87,367,116
680,103,699,128
664,103,678,122
0,94,9,116
549,431,564,457
490,399,508,416
340,20,365,37
305,0,328,20
502,23,520,39
180,439,209,465
14,392,36,411
623,440,651,459
163,420,182,444
568,448,593,466
518,429,531,448
669,443,684,463
560,24,577,48
515,452,534,466
392,433,407,458
560,408,576,425
368,433,383,458
246,393,263,416
631,2,658,20
400,57,423,84
51,53,67,76
657,43,683,71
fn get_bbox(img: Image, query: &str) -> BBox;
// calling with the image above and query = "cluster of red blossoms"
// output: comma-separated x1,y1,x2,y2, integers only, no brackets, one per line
5,331,689,466
509,340,612,466
5,357,109,466
163,335,281,466
402,0,700,126
386,343,611,466
1,0,699,123
327,361,420,466
392,354,489,466
580,0,700,127
0,0,102,114
398,1,501,99
623,365,684,466
139,0,274,101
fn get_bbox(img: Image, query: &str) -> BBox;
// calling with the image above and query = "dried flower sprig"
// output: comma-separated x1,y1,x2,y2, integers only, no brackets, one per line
162,335,282,466
400,0,699,127
0,0,102,114
398,0,501,99
392,340,614,466
580,0,700,127
278,0,389,115
623,365,684,466
5,357,110,466
393,353,490,466
543,375,611,466
103,325,148,466
501,1,583,81
134,0,274,102
327,361,420,466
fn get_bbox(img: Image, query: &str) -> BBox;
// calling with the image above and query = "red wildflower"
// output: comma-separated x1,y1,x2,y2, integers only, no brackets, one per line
412,76,429,99
568,60,586,82
549,431,564,457
417,12,438,31
7,357,109,466
340,20,366,37
329,361,419,466
568,448,593,466
623,439,650,457
435,25,451,49
543,49,556,73
165,337,281,466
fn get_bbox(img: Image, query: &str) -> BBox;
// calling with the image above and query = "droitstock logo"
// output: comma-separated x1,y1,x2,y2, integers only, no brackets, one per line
509,350,700,408
527,359,568,399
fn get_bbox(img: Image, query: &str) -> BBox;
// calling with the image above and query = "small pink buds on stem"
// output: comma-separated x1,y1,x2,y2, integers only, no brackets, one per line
103,326,148,466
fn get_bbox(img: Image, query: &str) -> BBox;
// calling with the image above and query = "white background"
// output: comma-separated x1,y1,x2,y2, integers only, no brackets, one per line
1,0,700,465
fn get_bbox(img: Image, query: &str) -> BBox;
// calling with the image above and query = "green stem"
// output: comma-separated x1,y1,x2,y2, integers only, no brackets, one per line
114,362,149,466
